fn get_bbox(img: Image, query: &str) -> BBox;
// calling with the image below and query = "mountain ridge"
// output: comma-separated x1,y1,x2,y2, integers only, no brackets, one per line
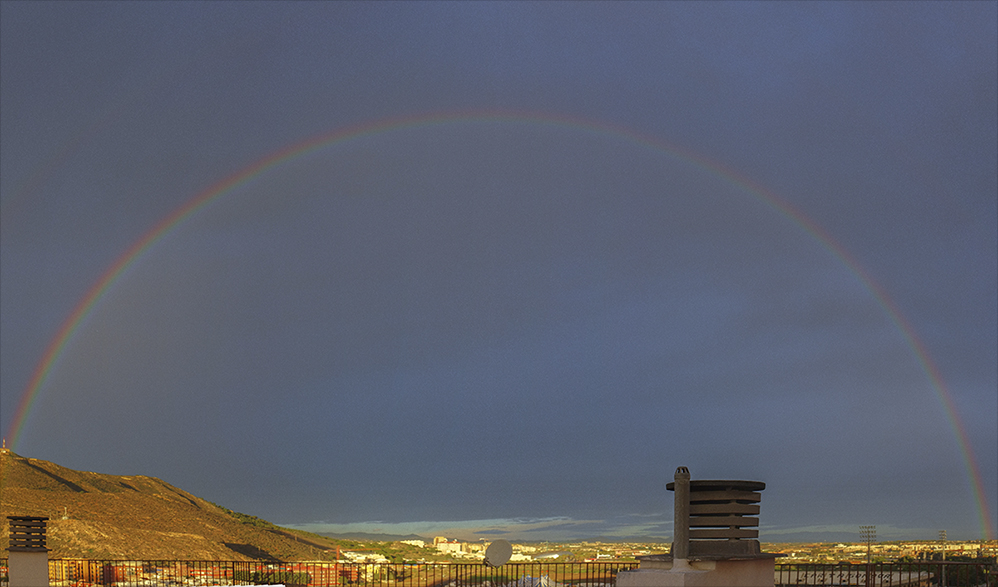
316,532,429,542
0,449,347,560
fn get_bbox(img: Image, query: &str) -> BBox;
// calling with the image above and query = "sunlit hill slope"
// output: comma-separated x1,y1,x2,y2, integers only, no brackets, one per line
0,450,343,560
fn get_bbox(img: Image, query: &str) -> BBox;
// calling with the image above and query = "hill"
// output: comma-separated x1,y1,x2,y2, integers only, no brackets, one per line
0,449,346,560
316,532,428,542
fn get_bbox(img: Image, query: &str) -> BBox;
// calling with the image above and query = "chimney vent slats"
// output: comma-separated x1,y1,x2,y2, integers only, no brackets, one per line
668,476,766,556
7,516,49,552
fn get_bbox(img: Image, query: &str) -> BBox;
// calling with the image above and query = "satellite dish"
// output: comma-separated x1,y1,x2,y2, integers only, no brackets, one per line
484,539,512,567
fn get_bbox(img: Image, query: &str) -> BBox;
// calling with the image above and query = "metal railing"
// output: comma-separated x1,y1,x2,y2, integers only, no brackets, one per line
775,561,997,586
41,560,635,587
0,558,994,587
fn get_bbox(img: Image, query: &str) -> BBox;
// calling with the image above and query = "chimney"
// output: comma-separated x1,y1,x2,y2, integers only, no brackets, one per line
672,467,691,560
7,516,50,587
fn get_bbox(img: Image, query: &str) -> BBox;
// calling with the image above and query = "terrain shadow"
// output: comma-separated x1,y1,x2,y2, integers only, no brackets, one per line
224,543,279,561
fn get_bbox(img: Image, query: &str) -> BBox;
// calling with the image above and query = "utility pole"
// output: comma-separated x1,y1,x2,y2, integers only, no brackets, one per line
860,526,876,564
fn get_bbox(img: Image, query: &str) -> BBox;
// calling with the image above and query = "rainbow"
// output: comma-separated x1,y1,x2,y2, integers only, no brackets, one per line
5,110,994,539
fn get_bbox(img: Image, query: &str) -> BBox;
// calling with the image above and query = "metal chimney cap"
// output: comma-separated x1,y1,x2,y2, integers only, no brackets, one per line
667,480,765,491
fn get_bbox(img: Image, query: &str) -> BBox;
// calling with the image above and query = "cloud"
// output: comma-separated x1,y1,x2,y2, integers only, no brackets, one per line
286,516,670,542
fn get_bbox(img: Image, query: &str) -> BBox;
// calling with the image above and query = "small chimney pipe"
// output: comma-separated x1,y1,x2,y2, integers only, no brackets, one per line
673,467,690,560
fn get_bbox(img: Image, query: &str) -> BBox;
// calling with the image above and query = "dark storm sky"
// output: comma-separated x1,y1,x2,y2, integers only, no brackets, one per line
1,2,995,542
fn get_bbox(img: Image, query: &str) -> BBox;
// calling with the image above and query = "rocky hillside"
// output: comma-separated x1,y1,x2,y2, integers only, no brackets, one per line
0,449,344,560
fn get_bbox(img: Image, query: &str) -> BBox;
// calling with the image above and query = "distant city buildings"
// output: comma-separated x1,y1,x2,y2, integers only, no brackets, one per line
767,540,997,563
392,537,995,565
431,536,487,559
340,551,389,564
413,539,665,562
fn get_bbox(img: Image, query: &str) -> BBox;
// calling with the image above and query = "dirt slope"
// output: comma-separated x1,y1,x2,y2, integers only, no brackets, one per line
0,449,342,560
